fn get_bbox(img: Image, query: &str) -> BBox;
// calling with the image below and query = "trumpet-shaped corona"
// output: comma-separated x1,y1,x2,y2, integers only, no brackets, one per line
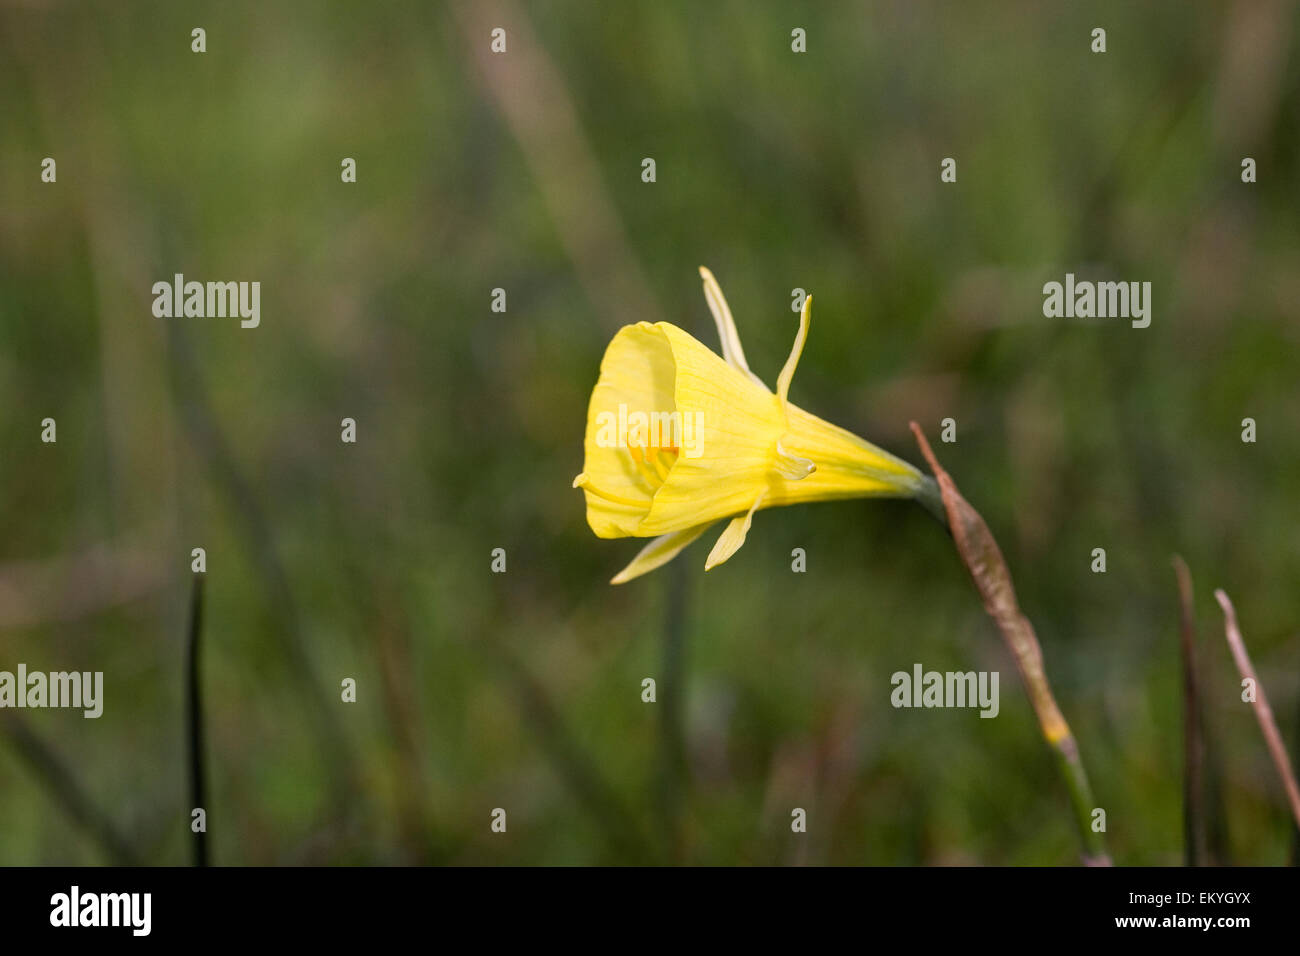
574,267,932,583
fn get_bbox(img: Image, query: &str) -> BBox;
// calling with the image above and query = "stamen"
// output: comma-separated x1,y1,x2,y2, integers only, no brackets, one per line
572,473,648,507
625,440,679,486
645,447,672,482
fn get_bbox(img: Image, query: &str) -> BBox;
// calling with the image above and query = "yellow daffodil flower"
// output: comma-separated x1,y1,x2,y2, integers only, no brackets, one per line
574,267,940,584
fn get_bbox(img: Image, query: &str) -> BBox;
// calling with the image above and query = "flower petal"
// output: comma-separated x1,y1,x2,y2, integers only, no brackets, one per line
704,490,767,571
610,522,716,585
636,324,783,535
579,323,677,537
775,293,811,405
698,266,767,388
767,401,924,507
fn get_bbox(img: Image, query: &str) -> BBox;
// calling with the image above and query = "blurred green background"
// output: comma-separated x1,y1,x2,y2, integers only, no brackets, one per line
1,0,1297,865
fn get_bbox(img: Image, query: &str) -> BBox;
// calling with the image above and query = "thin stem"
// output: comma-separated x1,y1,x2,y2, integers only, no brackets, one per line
186,573,208,866
1,713,140,865
658,557,689,861
1293,640,1300,865
1215,589,1300,830
1172,555,1205,866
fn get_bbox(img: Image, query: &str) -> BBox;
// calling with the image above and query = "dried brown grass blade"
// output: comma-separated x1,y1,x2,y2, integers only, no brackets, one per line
910,422,1109,865
1215,589,1300,830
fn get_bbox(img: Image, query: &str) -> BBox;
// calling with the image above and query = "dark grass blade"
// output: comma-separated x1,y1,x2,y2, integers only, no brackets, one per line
1172,555,1206,866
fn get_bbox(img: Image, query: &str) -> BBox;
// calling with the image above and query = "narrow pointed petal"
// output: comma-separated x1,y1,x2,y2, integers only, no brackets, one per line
775,294,811,404
699,266,766,388
611,522,715,585
704,490,767,571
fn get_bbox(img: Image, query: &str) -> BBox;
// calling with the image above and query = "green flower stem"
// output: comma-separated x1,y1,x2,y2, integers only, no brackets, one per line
915,475,949,529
